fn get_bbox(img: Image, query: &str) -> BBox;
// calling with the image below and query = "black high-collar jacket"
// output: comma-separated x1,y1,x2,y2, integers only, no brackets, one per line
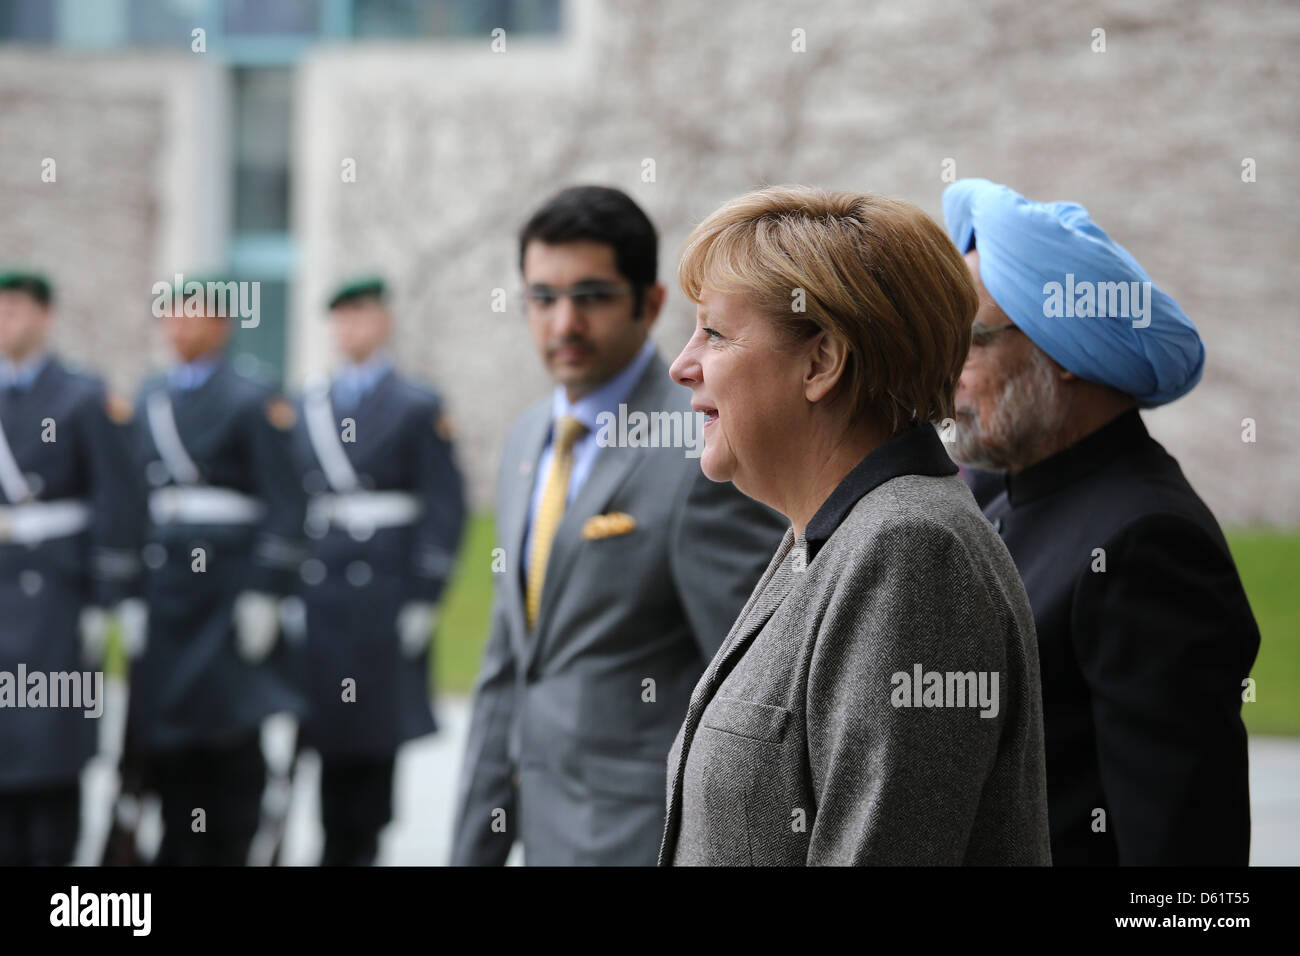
981,410,1259,865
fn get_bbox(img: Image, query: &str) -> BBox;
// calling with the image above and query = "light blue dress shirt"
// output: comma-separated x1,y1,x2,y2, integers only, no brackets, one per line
168,354,221,393
522,339,657,563
332,352,394,411
0,352,49,392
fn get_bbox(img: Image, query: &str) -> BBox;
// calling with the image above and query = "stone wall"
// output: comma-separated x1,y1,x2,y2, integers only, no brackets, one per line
0,49,222,392
295,0,1300,523
3,0,1296,523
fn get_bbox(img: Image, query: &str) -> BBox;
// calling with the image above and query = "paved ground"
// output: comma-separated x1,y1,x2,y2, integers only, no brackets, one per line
76,680,1298,866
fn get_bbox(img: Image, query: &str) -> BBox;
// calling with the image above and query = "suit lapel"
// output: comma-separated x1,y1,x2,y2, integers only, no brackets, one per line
347,368,399,466
500,402,550,665
173,356,228,412
168,358,229,460
354,367,396,421
0,358,58,448
660,529,799,863
523,355,672,673
522,440,640,673
27,356,58,398
695,531,798,712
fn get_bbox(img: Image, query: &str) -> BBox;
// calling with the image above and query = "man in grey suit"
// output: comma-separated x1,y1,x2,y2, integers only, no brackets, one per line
450,185,785,865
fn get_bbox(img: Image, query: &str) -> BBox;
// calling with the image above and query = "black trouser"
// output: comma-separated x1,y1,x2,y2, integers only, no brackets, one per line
319,753,395,866
150,731,266,866
0,782,80,865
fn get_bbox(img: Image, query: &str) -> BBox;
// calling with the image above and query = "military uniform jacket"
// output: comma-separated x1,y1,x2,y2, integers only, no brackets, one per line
128,358,307,753
0,357,143,788
982,409,1259,864
289,368,466,757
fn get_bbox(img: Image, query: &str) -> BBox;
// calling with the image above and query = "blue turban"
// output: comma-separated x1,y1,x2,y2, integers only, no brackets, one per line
942,178,1204,407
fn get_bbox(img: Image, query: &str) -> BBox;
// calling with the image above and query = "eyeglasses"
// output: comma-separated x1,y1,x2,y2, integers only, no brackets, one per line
522,282,634,314
970,323,1022,348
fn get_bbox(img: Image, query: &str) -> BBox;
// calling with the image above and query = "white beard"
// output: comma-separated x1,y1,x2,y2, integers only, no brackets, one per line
953,347,1070,472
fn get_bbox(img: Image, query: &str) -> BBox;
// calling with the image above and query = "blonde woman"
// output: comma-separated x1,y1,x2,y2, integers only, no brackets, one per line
659,187,1051,866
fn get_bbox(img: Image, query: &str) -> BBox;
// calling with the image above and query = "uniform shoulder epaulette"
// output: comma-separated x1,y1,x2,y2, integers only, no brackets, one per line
394,377,454,439
434,407,458,441
263,396,297,431
105,392,134,424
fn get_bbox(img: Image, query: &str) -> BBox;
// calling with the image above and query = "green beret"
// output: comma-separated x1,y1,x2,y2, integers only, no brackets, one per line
0,270,52,305
328,276,386,310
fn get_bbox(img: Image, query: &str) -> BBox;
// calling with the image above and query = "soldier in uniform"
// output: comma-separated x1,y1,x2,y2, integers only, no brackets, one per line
288,276,465,866
0,270,143,865
126,277,307,865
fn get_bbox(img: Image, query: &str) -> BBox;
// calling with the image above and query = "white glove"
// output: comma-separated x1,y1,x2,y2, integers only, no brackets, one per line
80,606,110,666
397,602,437,659
234,591,281,663
116,598,148,659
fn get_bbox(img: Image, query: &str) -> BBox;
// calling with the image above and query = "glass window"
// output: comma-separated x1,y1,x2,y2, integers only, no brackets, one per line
497,0,563,35
352,0,561,38
127,0,209,47
232,67,293,234
1,0,562,45
224,0,320,36
0,0,55,42
0,0,213,47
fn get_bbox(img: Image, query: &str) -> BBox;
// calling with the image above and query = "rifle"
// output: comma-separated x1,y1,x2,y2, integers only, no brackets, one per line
99,712,148,866
248,718,302,866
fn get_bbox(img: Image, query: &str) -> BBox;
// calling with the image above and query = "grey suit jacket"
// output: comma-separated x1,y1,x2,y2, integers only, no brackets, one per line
450,352,786,865
660,472,1052,865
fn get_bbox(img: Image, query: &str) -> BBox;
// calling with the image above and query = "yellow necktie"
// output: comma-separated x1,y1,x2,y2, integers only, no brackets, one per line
526,415,586,628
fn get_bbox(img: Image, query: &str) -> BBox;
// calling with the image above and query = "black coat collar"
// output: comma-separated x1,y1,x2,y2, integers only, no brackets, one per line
1004,408,1149,508
805,424,957,560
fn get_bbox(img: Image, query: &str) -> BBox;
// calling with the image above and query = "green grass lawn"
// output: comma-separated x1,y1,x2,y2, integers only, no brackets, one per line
432,514,498,698
102,514,1297,735
434,516,1300,737
1229,530,1300,737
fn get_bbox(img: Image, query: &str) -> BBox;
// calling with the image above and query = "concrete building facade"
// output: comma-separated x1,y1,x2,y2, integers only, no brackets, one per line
2,0,1296,523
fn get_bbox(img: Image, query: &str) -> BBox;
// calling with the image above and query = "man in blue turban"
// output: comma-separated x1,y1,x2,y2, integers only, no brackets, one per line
943,178,1259,865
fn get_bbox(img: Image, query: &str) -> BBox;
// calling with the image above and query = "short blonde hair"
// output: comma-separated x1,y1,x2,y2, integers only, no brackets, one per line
679,186,976,435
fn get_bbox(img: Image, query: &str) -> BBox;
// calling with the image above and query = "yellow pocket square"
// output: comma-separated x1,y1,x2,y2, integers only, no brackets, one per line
582,512,638,540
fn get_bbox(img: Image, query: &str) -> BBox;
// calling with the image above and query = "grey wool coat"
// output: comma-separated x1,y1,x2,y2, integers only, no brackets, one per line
660,430,1052,866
